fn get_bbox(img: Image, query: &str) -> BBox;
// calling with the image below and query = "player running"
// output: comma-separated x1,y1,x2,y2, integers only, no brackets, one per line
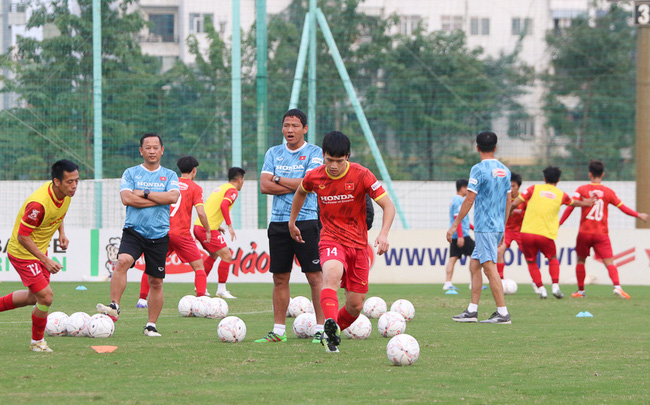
512,166,594,299
0,160,79,352
560,160,648,299
290,131,395,353
193,167,246,299
444,179,475,291
496,173,527,281
137,156,212,307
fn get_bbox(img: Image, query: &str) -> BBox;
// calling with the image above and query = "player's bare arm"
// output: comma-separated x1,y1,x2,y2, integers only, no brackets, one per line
570,196,596,207
227,224,237,241
502,191,512,245
17,234,62,274
135,189,180,205
195,204,211,243
639,213,649,222
58,222,69,250
288,185,309,243
260,173,303,195
510,195,525,213
447,192,476,243
374,195,396,256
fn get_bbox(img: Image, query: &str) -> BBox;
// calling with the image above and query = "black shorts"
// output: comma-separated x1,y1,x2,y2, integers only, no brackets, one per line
118,228,169,279
449,237,475,258
268,220,321,274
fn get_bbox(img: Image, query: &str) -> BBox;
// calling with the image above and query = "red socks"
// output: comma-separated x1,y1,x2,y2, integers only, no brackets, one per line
32,312,47,341
606,264,620,286
576,263,586,290
497,262,505,279
320,288,339,321
194,270,207,297
0,293,15,312
203,256,216,277
527,262,543,287
139,272,150,300
549,258,560,284
337,306,358,331
217,260,231,284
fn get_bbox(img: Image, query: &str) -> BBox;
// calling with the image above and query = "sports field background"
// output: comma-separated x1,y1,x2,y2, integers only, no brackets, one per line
0,282,648,403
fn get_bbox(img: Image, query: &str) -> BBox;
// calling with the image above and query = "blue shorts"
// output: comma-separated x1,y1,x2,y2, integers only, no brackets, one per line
471,232,503,264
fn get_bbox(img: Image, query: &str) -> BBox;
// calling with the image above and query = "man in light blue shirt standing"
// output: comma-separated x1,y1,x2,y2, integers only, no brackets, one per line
447,131,512,324
255,109,325,343
97,133,180,337
444,179,475,291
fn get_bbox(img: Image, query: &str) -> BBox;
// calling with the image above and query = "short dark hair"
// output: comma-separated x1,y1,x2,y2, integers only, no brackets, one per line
282,109,307,127
476,131,497,152
511,172,522,187
543,166,562,184
322,131,351,158
51,159,79,181
588,160,604,177
455,179,468,191
228,167,246,181
177,156,199,174
140,133,163,147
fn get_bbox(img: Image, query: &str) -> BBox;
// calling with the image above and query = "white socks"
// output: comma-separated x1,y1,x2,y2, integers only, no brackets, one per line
467,303,478,313
217,284,227,294
273,324,286,335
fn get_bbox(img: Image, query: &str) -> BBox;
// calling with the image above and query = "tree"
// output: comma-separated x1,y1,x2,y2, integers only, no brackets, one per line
543,5,636,180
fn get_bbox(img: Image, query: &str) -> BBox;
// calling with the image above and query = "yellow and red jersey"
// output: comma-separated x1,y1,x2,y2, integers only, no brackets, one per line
7,182,71,260
170,178,204,236
195,182,238,230
520,184,572,240
302,162,386,249
572,183,621,235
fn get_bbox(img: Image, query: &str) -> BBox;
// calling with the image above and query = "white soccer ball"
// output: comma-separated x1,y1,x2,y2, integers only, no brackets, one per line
502,279,518,295
390,299,415,322
292,313,317,338
386,333,420,366
66,312,91,337
204,297,229,319
343,314,372,340
217,316,247,343
377,311,406,338
363,296,387,319
88,314,115,338
288,296,313,317
45,311,69,337
178,295,196,317
191,297,208,318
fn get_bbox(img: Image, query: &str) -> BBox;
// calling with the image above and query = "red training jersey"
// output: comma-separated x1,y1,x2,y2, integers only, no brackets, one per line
572,183,622,234
302,162,387,249
169,178,204,236
506,194,527,233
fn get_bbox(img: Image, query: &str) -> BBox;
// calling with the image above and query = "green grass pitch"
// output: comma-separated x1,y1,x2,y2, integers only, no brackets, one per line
0,281,649,403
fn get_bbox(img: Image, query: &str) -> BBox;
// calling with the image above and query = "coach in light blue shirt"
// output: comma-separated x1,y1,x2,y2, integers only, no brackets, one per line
255,109,325,343
96,133,179,338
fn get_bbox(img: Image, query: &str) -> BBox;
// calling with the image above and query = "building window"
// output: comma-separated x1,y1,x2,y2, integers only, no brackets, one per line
189,13,213,34
552,10,584,32
510,117,535,137
441,15,463,32
512,18,533,36
470,18,490,36
400,15,421,36
149,14,175,42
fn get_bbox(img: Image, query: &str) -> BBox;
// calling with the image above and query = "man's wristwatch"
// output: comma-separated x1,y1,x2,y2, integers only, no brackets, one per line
273,175,281,184
143,189,150,199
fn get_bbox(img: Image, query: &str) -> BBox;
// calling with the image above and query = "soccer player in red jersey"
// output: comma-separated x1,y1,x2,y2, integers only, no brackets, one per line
137,156,211,306
496,173,526,280
0,160,79,352
560,160,648,299
289,131,396,353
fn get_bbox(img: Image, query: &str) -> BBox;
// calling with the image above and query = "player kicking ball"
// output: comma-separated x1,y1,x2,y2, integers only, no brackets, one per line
289,131,395,353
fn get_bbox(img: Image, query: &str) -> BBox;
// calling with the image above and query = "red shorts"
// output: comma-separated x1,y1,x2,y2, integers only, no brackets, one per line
193,225,228,253
520,233,557,263
503,230,522,249
8,254,50,293
319,240,370,294
167,232,202,263
575,232,613,259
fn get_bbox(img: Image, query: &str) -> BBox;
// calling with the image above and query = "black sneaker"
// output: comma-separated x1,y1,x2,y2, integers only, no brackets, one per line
452,310,478,323
143,325,162,337
321,318,341,353
479,311,511,324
